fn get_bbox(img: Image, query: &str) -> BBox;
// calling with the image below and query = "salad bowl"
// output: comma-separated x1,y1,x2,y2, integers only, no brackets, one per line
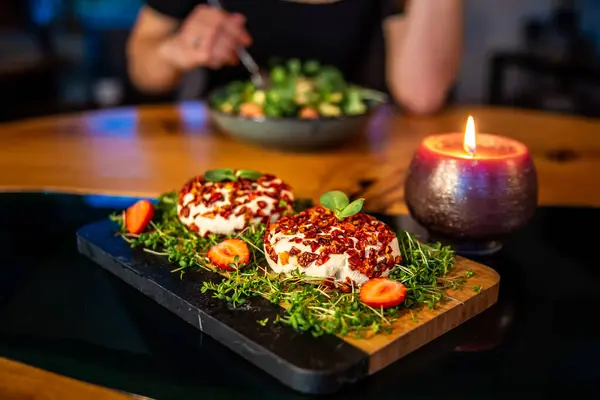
207,59,388,151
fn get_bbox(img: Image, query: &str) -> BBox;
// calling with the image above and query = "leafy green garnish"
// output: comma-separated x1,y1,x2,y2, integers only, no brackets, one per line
204,168,236,182
319,190,348,210
337,198,364,219
388,232,457,309
319,190,364,220
111,193,473,338
204,168,262,182
236,169,262,181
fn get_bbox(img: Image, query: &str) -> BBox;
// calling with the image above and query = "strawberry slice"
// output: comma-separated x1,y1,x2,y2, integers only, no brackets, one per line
207,239,250,271
360,278,407,309
125,199,154,234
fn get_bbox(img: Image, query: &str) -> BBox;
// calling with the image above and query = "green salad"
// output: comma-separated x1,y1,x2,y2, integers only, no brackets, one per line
209,59,383,119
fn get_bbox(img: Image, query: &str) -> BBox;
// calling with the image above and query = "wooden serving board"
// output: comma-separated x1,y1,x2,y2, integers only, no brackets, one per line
76,219,500,395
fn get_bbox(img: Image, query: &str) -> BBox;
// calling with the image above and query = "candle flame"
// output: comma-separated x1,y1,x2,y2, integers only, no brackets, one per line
463,115,476,155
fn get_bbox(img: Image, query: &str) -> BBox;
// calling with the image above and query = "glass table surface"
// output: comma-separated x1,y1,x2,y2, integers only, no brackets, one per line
0,193,599,399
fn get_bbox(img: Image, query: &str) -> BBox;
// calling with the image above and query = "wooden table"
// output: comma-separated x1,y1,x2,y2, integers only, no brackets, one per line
0,358,145,399
1,103,600,213
0,103,599,399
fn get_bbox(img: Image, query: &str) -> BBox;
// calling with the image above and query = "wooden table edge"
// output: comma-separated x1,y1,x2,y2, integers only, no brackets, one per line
0,357,144,399
0,186,163,198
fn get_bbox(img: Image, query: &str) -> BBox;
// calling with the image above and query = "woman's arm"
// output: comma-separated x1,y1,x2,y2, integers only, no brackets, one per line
384,0,463,115
127,5,251,94
127,6,183,93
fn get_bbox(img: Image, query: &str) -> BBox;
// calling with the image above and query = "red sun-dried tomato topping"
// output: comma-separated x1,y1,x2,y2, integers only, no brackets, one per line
297,252,319,267
177,171,294,236
265,206,402,279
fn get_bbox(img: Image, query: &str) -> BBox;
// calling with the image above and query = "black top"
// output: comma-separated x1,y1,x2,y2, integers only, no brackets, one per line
145,0,404,96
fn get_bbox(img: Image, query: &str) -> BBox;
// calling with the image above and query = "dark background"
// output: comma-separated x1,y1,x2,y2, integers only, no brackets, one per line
1,0,600,122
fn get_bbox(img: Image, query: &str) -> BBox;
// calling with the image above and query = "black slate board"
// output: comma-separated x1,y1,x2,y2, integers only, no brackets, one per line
77,219,369,395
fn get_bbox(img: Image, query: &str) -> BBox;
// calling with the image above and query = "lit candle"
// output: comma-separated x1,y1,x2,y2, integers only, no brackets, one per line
404,116,538,255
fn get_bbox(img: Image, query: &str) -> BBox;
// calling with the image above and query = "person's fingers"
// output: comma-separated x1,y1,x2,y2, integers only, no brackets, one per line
196,27,219,65
214,14,251,65
180,5,226,47
223,13,252,46
201,23,237,69
204,13,246,67
176,5,249,69
188,4,224,27
196,13,250,50
211,34,238,67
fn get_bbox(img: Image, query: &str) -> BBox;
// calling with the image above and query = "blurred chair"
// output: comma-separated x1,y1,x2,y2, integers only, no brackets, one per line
0,0,62,122
486,3,600,117
487,51,600,117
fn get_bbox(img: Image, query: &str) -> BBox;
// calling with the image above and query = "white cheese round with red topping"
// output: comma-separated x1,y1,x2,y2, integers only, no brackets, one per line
177,174,294,236
263,206,402,287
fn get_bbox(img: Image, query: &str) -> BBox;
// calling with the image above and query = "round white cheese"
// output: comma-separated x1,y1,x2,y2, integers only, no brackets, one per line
177,174,294,236
263,207,402,286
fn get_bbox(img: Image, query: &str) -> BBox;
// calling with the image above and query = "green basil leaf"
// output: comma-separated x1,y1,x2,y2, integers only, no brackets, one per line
319,190,349,212
337,198,364,219
236,169,263,181
204,168,236,182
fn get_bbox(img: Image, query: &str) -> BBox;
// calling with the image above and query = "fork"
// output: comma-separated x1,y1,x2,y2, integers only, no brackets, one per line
206,0,267,89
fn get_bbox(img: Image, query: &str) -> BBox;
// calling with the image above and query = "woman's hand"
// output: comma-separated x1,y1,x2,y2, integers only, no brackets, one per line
158,5,252,71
